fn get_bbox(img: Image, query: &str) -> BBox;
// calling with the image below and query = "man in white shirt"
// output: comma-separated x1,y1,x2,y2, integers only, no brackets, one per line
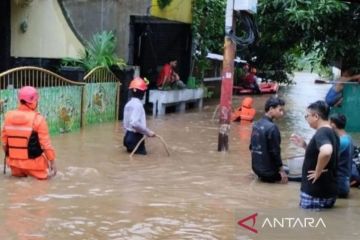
123,77,155,155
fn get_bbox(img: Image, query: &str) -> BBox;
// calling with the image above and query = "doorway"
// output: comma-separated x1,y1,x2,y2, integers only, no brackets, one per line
130,16,192,89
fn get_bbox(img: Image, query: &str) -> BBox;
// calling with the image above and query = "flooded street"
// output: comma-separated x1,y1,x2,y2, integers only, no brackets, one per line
1,72,360,239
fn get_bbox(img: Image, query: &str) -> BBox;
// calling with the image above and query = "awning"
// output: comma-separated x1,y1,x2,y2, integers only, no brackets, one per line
206,52,247,63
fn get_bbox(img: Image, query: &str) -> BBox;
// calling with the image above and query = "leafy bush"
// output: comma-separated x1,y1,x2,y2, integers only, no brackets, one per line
61,31,126,72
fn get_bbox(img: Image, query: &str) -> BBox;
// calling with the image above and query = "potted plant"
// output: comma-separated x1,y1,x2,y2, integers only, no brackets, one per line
59,60,85,82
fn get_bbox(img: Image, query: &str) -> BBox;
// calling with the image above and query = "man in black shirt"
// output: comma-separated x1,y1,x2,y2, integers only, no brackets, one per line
291,100,339,209
250,97,288,183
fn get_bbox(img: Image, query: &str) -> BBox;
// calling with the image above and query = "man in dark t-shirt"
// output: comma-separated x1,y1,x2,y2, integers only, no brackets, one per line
291,100,339,209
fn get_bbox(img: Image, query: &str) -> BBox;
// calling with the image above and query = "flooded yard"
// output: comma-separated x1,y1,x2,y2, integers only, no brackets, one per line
0,72,359,239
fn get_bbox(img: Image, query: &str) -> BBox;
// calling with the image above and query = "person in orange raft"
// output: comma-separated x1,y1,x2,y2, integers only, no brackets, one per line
244,66,261,94
1,86,57,180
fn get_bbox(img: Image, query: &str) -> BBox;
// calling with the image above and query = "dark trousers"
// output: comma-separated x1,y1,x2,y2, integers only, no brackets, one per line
257,167,302,183
123,131,147,155
258,173,282,183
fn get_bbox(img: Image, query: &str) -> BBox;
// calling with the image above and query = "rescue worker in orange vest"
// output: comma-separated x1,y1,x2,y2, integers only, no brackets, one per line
1,86,57,180
231,97,256,122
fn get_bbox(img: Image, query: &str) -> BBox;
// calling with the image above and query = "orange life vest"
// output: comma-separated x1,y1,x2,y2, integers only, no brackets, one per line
231,97,256,122
3,110,43,160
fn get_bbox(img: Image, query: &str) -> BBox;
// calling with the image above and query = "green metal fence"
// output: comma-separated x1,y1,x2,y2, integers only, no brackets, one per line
83,66,121,126
0,66,120,135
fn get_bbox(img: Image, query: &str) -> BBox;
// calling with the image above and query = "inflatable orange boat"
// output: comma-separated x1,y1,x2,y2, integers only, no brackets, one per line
233,82,279,95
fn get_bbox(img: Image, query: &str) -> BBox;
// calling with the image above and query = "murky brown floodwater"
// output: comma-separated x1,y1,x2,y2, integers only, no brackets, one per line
0,72,359,240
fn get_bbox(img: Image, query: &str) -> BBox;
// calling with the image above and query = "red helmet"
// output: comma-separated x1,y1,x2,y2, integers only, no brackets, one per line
129,77,148,91
18,86,39,103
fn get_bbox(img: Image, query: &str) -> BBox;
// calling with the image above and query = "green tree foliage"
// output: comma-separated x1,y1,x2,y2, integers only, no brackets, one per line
192,0,360,83
253,0,359,82
191,0,225,79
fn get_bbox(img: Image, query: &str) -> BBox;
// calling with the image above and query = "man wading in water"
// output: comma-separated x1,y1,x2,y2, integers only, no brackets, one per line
291,100,339,209
123,77,155,155
250,97,288,184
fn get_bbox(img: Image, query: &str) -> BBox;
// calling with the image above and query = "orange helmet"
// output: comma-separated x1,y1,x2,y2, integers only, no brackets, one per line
129,77,148,91
18,86,39,104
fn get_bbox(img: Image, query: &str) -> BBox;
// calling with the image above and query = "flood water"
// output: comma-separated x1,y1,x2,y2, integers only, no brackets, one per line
0,72,359,240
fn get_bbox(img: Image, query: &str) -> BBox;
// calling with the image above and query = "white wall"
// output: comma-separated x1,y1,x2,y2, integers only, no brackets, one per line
11,0,84,58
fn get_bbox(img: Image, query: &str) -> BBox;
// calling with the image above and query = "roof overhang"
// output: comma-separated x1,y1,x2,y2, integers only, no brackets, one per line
206,53,247,63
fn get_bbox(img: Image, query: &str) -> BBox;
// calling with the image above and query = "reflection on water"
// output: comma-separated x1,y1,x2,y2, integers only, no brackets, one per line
0,72,359,239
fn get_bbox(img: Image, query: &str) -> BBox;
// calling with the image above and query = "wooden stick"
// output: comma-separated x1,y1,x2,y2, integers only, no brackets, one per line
129,136,146,159
316,80,360,85
211,104,220,121
155,134,170,156
129,134,171,159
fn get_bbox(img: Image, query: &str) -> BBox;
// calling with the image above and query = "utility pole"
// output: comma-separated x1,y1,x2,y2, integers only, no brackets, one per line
218,0,236,152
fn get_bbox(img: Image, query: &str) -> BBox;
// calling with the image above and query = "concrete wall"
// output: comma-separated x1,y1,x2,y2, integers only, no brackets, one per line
60,0,151,62
151,0,192,24
11,0,84,58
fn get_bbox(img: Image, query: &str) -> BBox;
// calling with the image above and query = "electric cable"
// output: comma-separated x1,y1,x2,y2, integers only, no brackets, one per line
230,11,258,47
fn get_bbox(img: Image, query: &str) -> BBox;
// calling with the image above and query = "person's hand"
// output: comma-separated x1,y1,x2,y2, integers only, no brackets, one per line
307,169,328,183
48,161,57,178
279,170,288,184
147,131,156,137
290,133,306,149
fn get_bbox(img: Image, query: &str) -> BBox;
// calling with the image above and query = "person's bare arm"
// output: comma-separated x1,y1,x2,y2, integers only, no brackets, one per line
339,74,360,83
349,74,360,81
173,72,180,81
335,74,360,91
